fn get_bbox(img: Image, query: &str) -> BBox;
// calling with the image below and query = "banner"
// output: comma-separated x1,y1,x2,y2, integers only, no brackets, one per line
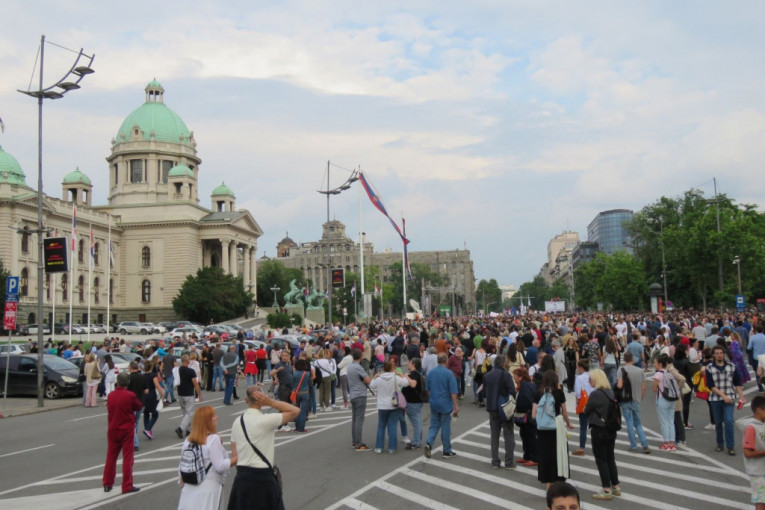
44,237,69,273
544,300,566,313
331,268,345,288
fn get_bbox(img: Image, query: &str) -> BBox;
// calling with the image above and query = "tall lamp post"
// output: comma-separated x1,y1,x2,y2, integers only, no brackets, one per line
270,285,280,309
17,35,94,407
733,256,742,295
316,161,358,325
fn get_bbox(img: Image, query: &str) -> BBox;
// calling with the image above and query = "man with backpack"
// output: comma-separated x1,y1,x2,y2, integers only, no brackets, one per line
617,351,650,454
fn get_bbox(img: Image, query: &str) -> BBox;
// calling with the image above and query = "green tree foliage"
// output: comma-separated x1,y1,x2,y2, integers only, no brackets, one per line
266,312,302,329
513,276,572,311
388,262,450,316
173,267,254,323
627,190,765,310
476,278,503,313
255,259,307,307
573,252,646,310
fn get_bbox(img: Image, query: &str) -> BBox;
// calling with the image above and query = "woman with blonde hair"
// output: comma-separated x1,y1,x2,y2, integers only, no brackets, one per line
84,353,100,407
178,406,237,509
583,368,620,500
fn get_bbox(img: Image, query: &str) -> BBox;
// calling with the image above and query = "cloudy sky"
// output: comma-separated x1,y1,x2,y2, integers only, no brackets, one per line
1,1,763,288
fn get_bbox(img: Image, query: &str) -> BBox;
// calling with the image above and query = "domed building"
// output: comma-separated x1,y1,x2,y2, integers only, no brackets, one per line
0,81,263,327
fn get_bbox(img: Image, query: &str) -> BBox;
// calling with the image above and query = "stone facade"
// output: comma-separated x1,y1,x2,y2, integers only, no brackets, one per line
0,81,262,328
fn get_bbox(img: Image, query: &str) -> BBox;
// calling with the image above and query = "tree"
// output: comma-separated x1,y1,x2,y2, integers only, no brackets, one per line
573,252,646,311
476,278,502,313
256,259,306,307
173,267,254,323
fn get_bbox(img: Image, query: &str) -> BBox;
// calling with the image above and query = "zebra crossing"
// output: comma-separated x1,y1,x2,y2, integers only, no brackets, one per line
329,414,752,510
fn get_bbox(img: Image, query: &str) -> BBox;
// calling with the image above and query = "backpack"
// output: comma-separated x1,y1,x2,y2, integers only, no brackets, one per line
660,370,680,401
179,442,211,485
597,389,622,431
616,367,633,403
536,391,557,430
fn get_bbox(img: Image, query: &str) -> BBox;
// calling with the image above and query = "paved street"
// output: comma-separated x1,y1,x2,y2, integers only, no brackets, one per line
0,372,758,510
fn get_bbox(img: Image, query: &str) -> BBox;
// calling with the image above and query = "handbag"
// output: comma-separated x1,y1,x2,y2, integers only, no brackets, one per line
90,362,102,380
681,382,692,396
390,375,407,410
239,416,283,493
290,371,307,404
512,412,529,425
575,389,588,415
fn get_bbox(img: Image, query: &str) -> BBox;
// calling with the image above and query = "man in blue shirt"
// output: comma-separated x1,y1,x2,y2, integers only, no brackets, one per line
424,352,459,459
625,334,645,368
748,325,765,392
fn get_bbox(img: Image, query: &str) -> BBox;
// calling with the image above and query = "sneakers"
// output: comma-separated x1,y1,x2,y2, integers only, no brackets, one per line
405,443,421,450
354,444,371,452
442,451,457,459
374,448,383,454
175,427,183,439
667,443,677,451
729,449,736,456
715,445,724,452
278,425,293,432
104,485,112,493
491,463,501,469
571,449,585,456
504,463,516,470
643,447,651,454
525,461,539,466
123,487,141,494
592,491,613,501
611,487,622,497
143,430,153,440
705,423,716,431
676,441,687,447
402,436,411,445
685,423,695,429
424,444,431,459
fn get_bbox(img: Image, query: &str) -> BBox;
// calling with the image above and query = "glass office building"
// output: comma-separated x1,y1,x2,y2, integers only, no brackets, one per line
587,209,634,255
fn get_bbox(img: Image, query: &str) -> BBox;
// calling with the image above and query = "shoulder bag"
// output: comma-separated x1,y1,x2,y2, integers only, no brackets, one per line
390,375,407,410
290,371,307,404
239,415,283,493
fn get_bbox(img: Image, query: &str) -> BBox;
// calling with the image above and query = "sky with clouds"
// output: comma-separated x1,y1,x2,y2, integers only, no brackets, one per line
1,1,763,288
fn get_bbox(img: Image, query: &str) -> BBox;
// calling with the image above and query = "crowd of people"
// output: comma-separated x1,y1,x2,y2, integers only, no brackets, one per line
53,308,765,508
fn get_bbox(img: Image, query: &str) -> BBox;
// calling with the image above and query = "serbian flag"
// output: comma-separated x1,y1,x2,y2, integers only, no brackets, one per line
350,282,356,297
403,217,413,281
71,205,77,252
304,283,309,297
359,172,409,246
109,240,115,267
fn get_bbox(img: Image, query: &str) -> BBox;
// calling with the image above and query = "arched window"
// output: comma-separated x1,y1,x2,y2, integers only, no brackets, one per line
78,275,84,303
20,268,28,296
142,246,151,268
78,239,85,263
141,280,151,303
21,227,30,253
94,243,100,266
94,277,100,303
61,274,68,302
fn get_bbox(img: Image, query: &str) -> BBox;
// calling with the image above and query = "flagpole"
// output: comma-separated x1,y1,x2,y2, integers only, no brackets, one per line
358,169,365,318
87,222,92,345
401,241,406,320
51,273,56,343
106,218,111,335
69,205,76,345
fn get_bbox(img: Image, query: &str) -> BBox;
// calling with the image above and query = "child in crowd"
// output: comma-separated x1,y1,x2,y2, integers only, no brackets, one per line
743,395,765,510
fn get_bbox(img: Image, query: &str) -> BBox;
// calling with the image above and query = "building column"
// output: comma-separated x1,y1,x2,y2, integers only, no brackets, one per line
243,245,251,287
229,242,238,276
199,242,204,269
221,240,230,274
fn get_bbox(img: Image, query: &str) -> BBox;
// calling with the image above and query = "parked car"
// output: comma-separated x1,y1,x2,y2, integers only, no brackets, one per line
0,354,82,399
169,326,202,338
90,324,107,334
27,324,51,335
0,344,29,354
270,335,302,352
202,325,228,337
117,321,149,335
143,323,167,334
14,325,29,336
111,352,142,367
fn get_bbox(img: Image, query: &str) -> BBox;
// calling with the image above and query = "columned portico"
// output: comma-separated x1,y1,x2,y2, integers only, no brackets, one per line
229,241,237,276
221,239,230,274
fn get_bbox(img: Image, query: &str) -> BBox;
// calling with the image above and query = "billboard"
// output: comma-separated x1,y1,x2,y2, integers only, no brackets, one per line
44,237,69,273
331,268,345,288
544,300,566,313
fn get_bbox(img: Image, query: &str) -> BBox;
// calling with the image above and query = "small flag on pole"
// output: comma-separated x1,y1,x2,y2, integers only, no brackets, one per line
109,240,115,267
303,283,309,297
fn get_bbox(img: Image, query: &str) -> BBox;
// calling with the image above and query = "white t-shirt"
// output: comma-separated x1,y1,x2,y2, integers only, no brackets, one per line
230,409,283,468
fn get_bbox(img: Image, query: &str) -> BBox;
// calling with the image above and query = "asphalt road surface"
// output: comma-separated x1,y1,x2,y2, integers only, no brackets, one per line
0,370,757,510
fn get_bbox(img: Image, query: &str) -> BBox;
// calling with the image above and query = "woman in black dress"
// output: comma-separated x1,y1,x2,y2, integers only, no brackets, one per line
532,370,574,488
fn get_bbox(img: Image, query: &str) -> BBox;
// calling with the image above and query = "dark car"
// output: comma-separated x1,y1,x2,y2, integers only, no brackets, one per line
0,354,82,399
270,335,302,352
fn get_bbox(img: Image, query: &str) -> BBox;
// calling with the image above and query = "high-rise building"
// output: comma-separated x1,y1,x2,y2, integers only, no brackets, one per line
587,209,634,255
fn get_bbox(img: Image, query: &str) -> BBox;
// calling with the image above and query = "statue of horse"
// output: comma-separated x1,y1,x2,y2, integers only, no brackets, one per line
283,279,304,307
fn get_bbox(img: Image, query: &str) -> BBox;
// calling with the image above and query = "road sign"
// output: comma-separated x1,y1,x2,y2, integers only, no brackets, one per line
3,302,17,330
736,294,746,312
5,276,19,304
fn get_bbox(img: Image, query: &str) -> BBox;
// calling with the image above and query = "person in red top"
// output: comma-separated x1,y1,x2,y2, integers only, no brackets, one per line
255,344,268,383
102,372,143,494
244,343,259,386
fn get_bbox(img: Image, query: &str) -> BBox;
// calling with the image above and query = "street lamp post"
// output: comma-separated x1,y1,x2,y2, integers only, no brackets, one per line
733,256,742,295
17,34,94,407
270,285,280,309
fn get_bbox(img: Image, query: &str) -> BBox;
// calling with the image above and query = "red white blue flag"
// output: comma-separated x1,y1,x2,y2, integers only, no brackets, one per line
403,217,412,281
359,172,409,246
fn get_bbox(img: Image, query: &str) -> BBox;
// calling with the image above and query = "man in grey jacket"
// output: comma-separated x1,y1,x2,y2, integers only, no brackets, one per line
221,345,239,405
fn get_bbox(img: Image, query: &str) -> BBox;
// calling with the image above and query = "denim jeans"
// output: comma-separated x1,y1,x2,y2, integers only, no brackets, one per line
578,413,589,449
406,403,423,447
212,366,223,391
398,409,408,437
656,395,676,442
710,400,735,449
309,384,317,414
376,408,401,451
143,405,159,431
246,374,257,387
295,393,309,431
223,373,236,404
604,364,617,387
426,411,453,454
134,409,143,447
164,374,175,402
351,396,367,446
621,400,648,449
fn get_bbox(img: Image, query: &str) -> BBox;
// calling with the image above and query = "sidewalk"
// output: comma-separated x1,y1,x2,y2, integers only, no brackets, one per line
0,396,82,418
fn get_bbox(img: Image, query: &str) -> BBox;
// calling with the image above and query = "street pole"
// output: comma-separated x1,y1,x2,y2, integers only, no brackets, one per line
734,256,742,295
714,178,723,313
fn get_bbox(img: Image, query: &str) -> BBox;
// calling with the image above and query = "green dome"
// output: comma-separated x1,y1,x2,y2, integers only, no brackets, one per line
0,145,27,185
63,167,91,185
211,182,235,197
168,163,194,178
115,81,191,145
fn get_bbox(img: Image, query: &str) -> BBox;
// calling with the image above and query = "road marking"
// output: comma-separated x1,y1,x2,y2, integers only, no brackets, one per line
341,498,382,510
68,413,107,422
0,444,55,458
377,480,461,510
39,468,178,485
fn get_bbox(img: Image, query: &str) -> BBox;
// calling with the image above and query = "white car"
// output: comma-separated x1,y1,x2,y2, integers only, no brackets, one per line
27,324,51,335
117,321,149,335
169,326,201,338
0,344,28,354
143,323,167,334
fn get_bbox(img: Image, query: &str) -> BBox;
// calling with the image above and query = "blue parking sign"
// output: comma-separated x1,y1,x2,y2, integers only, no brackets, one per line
5,276,19,301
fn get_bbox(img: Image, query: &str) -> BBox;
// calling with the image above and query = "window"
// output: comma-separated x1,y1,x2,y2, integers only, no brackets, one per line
161,160,173,183
141,280,151,303
78,276,84,303
94,243,100,266
20,268,28,296
94,277,100,303
21,227,30,253
78,239,85,264
61,274,68,302
142,246,151,268
114,164,118,185
130,159,143,183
